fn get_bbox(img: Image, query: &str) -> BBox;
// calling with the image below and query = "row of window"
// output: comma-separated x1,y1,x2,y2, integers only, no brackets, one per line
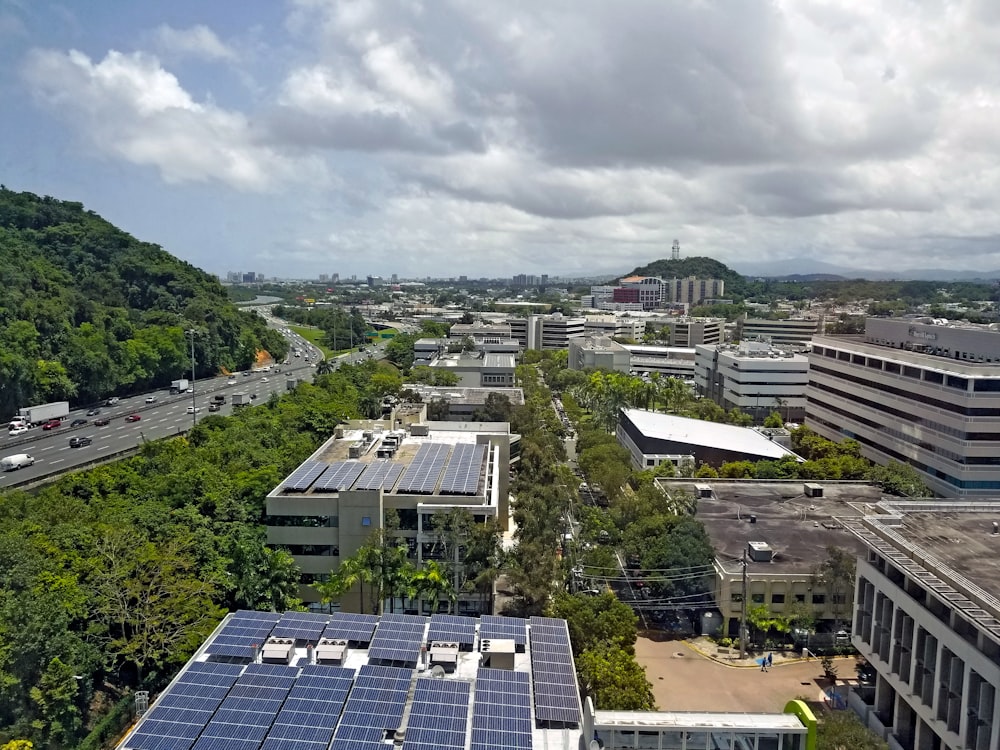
732,593,842,605
814,345,1000,394
267,515,339,528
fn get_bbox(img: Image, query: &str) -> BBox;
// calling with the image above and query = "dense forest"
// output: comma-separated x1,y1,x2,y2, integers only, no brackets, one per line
0,188,287,416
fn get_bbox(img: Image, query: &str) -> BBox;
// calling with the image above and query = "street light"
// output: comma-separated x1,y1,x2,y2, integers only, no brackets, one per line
186,329,198,428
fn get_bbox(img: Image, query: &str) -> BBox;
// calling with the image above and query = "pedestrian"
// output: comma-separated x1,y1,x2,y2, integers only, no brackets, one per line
767,653,774,669
759,657,767,672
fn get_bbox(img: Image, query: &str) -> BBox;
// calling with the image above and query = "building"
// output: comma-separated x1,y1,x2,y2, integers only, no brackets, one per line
620,275,667,310
694,341,810,422
660,479,880,638
845,501,1000,750
807,318,1000,497
582,314,646,341
449,322,514,341
665,277,726,306
116,610,817,750
617,408,801,470
621,344,697,381
568,336,631,372
428,352,517,388
266,421,513,611
402,386,525,422
737,316,820,348
507,313,586,351
646,317,725,347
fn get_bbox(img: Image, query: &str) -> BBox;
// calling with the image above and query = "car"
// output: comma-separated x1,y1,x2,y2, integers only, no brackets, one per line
69,436,93,448
208,403,221,412
86,408,101,416
124,414,141,422
8,425,29,437
41,419,62,430
186,387,193,393
243,371,253,376
186,406,201,414
228,377,237,383
145,395,157,403
261,377,268,382
70,418,88,427
105,397,119,406
93,417,111,426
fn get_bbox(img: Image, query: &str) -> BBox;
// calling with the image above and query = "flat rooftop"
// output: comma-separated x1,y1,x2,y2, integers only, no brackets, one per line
661,480,882,575
403,386,525,407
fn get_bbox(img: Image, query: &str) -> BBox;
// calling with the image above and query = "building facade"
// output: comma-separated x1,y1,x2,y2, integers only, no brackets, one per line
665,277,726,306
737,316,820,348
807,318,1000,497
582,314,646,341
506,313,586,351
568,336,632,372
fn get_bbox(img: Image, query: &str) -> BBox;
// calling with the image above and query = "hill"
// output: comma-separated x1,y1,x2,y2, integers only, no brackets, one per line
0,188,287,414
624,256,752,297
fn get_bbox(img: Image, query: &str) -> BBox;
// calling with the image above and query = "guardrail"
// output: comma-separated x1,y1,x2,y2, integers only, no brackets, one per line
1,443,153,492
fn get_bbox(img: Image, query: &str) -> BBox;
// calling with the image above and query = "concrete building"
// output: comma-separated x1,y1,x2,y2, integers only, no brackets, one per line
449,322,513,341
621,344,697,381
617,408,801,470
568,336,632,372
660,479,880,638
737,316,820,348
665,277,726,306
266,421,513,611
402,386,525,423
694,341,810,422
582,314,646,341
647,317,726,347
845,501,1000,750
807,318,1000,497
507,313,586,351
619,275,667,310
428,351,517,388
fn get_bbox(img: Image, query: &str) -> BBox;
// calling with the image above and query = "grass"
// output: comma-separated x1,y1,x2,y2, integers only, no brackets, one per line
288,325,335,357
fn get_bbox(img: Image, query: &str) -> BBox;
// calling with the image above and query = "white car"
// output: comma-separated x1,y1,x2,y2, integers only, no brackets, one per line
8,425,29,437
186,387,194,393
186,406,201,414
261,377,268,382
145,395,157,403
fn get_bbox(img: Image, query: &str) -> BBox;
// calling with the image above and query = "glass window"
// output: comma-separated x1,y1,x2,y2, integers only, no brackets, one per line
756,732,781,750
638,730,660,749
974,379,1000,392
947,375,968,391
751,593,765,604
771,594,785,604
813,594,826,604
362,516,371,527
903,366,921,379
661,730,685,749
612,730,636,748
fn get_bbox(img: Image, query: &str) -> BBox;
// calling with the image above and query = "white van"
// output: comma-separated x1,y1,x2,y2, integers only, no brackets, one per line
1,453,35,471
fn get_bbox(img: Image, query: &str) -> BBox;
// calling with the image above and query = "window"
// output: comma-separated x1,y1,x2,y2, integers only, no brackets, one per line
731,593,743,603
771,594,785,604
362,516,371,527
794,594,806,603
812,594,826,605
751,593,765,604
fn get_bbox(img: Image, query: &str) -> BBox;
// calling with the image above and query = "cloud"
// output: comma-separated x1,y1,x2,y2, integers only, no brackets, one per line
22,48,323,191
153,24,237,62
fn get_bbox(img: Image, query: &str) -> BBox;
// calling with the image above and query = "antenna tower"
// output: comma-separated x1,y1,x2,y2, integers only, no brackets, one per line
671,239,680,261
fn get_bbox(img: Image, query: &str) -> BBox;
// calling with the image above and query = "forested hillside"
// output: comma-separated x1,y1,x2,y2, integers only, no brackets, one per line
626,256,751,297
0,188,287,415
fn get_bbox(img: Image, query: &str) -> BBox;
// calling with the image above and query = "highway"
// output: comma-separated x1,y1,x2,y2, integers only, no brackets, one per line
0,309,390,489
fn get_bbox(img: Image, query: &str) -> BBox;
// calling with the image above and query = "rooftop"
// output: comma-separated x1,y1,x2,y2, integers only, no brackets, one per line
403,386,525,407
623,409,799,461
660,480,882,575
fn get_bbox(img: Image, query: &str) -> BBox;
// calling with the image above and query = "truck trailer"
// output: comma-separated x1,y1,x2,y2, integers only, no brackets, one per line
17,401,70,426
231,393,251,407
169,378,190,394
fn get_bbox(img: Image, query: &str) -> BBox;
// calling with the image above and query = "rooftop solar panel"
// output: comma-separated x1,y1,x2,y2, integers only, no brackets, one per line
262,665,355,750
426,614,477,648
270,611,329,642
401,678,471,750
283,460,329,492
331,665,412,749
354,460,404,491
206,612,279,660
396,443,450,494
529,616,581,725
479,614,527,646
439,443,488,495
322,612,379,643
312,461,366,492
368,614,427,665
470,668,533,750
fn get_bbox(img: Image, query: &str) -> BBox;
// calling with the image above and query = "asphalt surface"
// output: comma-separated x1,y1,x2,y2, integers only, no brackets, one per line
0,309,389,489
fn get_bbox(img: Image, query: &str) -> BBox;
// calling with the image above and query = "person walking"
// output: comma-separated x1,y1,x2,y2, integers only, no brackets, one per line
759,657,768,672
767,653,774,669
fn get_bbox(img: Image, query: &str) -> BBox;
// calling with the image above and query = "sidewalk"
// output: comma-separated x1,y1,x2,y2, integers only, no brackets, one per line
680,635,821,669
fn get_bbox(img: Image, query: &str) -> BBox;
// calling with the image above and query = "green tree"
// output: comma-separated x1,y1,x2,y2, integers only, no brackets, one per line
816,710,888,749
575,644,655,710
546,592,638,656
813,546,856,634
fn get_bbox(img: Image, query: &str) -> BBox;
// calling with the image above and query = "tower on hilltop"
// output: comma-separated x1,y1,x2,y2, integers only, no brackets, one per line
671,239,681,261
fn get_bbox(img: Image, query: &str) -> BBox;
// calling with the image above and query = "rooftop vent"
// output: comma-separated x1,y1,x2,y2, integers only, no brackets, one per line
804,483,824,498
747,541,774,563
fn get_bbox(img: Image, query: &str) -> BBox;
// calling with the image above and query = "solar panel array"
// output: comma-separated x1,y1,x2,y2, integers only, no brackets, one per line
260,665,355,750
479,614,527,647
312,461,366,492
367,613,428,665
401,678,471,750
207,611,280,659
439,443,488,495
271,611,329,642
426,614,477,648
529,616,581,725
330,664,412,750
283,460,329,491
470,668,533,750
190,663,298,750
126,662,244,750
396,443,450,494
353,459,404,491
322,612,379,644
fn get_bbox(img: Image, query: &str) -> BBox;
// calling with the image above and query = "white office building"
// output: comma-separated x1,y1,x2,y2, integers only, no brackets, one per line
737,316,820,348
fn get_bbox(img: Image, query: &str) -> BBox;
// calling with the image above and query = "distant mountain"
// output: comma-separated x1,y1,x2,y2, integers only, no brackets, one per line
731,257,1000,282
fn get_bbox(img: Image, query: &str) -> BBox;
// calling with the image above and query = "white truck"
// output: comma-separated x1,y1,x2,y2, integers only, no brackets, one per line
231,393,251,407
169,378,190,394
1,453,35,471
17,401,70,426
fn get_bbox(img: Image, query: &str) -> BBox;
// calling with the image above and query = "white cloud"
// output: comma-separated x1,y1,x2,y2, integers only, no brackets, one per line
153,24,237,62
22,48,323,191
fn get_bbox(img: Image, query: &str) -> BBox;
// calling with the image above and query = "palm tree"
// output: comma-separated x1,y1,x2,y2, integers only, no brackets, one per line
316,359,335,376
410,560,456,615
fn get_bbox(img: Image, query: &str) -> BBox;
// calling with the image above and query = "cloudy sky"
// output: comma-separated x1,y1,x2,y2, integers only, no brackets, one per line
3,0,1000,280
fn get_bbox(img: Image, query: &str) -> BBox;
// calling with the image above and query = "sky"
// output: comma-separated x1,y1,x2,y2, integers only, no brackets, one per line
3,0,1000,280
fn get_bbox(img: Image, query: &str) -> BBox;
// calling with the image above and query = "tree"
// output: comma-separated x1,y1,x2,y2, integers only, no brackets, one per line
866,461,930,497
546,592,638,657
315,358,335,375
816,710,888,750
813,546,856,634
575,645,655,710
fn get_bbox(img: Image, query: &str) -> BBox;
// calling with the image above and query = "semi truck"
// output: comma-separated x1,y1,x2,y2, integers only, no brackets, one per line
231,393,251,407
17,401,70,426
169,378,190,394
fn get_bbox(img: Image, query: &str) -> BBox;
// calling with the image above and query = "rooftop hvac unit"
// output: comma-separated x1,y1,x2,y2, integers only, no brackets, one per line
411,424,430,437
334,427,345,439
315,639,349,665
348,444,362,459
747,541,774,563
479,638,515,670
429,641,460,672
694,483,713,499
261,638,295,665
804,483,824,498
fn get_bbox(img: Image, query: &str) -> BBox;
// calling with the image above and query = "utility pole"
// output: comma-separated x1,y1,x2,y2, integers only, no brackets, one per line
186,329,198,428
740,548,748,660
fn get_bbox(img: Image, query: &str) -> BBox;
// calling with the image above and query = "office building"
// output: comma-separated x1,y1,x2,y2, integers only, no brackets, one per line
507,313,586,351
568,336,632,372
619,276,667,310
621,345,697,381
694,341,810,422
845,501,1000,750
582,315,646,341
266,421,513,611
737,316,820,348
665,277,726,307
402,386,525,423
648,317,726,347
428,352,517,388
807,318,1000,497
116,610,817,750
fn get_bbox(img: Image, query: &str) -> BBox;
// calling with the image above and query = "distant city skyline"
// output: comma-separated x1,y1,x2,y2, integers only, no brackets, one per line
4,2,1000,279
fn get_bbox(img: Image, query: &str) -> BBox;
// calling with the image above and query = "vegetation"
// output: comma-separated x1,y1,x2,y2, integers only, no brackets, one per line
287,324,334,357
0,188,287,415
271,305,366,355
816,710,888,750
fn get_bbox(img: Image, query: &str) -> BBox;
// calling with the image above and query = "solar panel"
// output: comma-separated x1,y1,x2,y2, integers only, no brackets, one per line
438,443,488,495
479,615,527,647
312,461,366,492
427,614,477,648
190,664,298,750
207,612,280,660
396,443,450,494
270,611,329,642
529,616,581,725
261,665,355,750
470,668,532,750
331,665,412,749
283,460,329,491
401,678,471,750
368,613,427,665
354,460,404,491
322,612,379,644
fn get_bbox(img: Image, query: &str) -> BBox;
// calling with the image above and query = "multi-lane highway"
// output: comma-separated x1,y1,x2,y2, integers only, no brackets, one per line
1,311,391,489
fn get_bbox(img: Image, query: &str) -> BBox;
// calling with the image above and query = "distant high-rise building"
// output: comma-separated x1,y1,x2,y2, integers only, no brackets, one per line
242,272,256,283
459,275,468,282
318,274,329,282
332,273,339,283
540,274,549,286
391,273,398,283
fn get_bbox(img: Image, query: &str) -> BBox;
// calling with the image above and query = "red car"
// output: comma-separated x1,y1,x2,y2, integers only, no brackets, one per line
93,417,111,426
124,414,141,423
41,419,62,430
